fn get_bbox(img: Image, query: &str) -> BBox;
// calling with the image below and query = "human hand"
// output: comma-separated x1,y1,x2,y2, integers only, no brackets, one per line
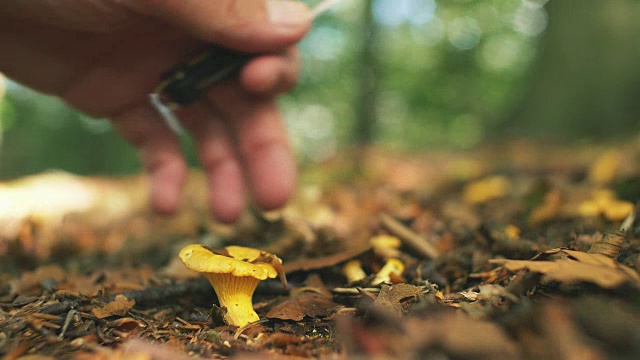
0,0,313,222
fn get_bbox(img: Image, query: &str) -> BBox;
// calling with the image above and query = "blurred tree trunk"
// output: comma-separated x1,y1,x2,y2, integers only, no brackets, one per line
506,0,640,139
354,0,379,147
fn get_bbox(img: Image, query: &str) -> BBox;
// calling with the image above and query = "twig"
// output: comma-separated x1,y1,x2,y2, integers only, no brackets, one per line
58,309,77,340
234,318,269,339
331,287,380,295
379,213,440,259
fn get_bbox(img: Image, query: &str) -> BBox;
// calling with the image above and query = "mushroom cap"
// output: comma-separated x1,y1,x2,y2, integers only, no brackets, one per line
179,244,280,280
370,235,402,250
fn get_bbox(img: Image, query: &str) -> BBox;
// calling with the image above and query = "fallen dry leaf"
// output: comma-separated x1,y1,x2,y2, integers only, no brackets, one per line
355,311,521,359
302,273,333,298
491,248,640,288
368,283,424,319
403,313,520,359
73,339,194,360
112,317,146,332
92,295,136,319
266,291,342,321
542,301,605,360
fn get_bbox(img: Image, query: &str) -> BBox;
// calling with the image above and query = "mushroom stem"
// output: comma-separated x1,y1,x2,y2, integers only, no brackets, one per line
206,273,261,327
372,258,405,286
342,260,367,283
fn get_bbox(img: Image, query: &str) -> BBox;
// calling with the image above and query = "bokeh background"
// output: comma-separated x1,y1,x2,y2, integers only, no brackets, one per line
1,0,640,179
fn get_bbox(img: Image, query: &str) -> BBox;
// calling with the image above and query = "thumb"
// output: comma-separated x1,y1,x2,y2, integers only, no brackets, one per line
135,0,313,52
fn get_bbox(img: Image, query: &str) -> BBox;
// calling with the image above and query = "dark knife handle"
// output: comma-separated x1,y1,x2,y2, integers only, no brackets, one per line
158,45,255,107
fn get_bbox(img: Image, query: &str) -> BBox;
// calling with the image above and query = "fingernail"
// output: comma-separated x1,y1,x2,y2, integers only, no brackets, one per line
267,0,311,26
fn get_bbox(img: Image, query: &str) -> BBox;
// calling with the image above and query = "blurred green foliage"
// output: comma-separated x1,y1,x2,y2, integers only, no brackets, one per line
1,0,639,178
279,0,544,160
1,90,141,177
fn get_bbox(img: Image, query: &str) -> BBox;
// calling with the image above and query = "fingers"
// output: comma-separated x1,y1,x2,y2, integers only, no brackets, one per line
238,106,297,211
205,86,297,212
133,0,313,52
106,0,304,220
177,48,300,221
182,85,297,220
111,80,296,221
178,104,247,223
241,48,301,95
107,43,299,221
111,105,187,215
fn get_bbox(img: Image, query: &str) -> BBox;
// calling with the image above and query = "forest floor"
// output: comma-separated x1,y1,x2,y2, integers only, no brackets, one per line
1,140,640,359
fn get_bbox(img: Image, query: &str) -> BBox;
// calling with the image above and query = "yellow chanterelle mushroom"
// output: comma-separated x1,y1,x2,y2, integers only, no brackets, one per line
179,244,285,327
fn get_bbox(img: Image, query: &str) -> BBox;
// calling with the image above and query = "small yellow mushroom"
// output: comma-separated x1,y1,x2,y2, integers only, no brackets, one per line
462,175,512,205
179,244,284,327
603,200,634,221
587,150,621,186
577,188,633,221
342,260,367,283
372,258,405,286
505,224,521,240
370,235,402,259
577,200,601,218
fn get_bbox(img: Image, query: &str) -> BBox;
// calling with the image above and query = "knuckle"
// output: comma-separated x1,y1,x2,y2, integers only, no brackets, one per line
240,133,285,158
143,150,184,173
200,142,236,171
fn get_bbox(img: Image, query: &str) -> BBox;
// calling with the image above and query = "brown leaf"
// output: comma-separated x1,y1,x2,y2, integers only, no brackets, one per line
402,312,520,359
368,283,424,319
119,339,194,360
92,295,135,319
267,333,305,348
111,317,146,332
266,292,342,321
299,273,332,298
491,248,640,288
254,253,288,289
542,302,605,360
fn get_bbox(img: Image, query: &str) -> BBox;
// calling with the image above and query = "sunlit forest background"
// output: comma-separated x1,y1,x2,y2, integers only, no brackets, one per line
1,0,640,179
